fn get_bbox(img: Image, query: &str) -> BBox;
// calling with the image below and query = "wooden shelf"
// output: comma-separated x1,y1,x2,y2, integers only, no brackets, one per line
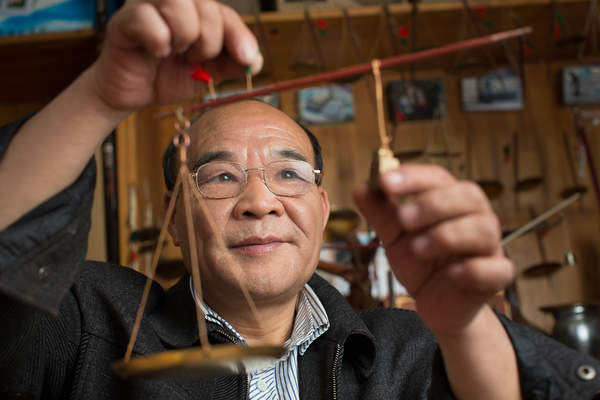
0,29,99,103
0,28,96,45
241,0,591,75
242,0,589,23
243,0,587,23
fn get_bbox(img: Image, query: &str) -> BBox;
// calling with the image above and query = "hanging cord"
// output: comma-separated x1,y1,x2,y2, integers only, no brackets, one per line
174,111,264,344
123,109,265,362
176,126,213,353
182,165,263,331
371,59,390,150
246,65,253,92
124,171,182,361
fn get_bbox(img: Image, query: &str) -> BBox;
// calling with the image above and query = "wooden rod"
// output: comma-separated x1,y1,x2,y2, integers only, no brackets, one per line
154,26,532,119
124,174,182,362
501,192,581,246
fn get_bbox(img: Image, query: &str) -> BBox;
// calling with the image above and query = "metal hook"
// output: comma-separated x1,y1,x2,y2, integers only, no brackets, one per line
174,106,191,132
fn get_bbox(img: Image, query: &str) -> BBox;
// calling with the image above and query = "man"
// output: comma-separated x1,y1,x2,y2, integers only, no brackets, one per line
0,0,598,399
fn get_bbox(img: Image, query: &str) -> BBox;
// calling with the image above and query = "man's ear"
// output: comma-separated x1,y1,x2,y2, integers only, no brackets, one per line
164,191,180,247
319,187,330,231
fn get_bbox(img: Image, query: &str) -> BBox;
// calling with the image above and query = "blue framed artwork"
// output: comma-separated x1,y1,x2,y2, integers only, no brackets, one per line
461,69,524,111
562,65,600,105
297,85,354,125
0,0,121,36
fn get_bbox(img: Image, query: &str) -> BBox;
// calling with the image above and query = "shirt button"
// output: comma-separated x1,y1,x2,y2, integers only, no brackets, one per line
577,365,597,381
256,379,267,392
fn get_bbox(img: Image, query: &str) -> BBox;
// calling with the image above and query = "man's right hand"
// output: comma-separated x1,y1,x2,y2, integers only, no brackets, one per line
91,0,262,111
0,0,261,231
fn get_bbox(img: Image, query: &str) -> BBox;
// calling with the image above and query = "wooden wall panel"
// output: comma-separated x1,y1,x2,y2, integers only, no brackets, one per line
116,59,600,331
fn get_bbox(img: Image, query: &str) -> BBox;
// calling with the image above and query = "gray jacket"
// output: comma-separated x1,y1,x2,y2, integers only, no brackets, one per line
1,116,600,399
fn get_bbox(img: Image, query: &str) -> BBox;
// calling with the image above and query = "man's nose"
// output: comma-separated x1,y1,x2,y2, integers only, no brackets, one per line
232,172,284,219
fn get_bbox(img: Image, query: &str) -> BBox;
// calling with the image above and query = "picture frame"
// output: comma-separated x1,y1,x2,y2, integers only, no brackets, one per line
297,85,354,125
562,65,600,106
386,78,446,122
461,69,524,112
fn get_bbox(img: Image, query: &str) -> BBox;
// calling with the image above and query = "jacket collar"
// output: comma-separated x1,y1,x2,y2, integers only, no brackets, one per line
307,274,377,379
149,275,199,349
149,273,377,378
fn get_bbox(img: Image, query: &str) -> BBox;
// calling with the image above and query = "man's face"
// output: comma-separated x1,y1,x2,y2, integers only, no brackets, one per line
168,101,330,307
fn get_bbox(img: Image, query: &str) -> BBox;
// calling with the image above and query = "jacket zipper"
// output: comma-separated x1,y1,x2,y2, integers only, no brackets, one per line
214,328,248,400
214,328,239,344
332,343,341,400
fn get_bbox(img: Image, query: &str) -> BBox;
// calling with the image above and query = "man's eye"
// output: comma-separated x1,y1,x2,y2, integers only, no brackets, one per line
207,172,237,183
278,169,304,180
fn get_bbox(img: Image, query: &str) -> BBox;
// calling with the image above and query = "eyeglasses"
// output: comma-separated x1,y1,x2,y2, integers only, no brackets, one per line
190,160,323,199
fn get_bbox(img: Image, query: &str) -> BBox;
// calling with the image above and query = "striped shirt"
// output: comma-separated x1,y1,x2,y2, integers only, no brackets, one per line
189,277,330,400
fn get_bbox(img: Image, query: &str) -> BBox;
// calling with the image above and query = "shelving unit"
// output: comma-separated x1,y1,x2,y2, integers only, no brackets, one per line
0,29,99,102
242,0,591,75
1,1,597,331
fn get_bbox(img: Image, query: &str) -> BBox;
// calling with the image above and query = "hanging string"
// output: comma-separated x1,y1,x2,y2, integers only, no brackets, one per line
173,110,264,344
371,59,390,150
182,171,263,331
246,65,253,91
182,110,263,326
178,139,213,354
124,172,182,362
123,109,265,363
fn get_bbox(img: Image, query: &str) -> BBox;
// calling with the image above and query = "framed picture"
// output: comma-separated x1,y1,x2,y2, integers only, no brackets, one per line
203,89,280,109
562,65,600,105
461,69,523,111
386,78,445,122
0,0,101,36
297,85,354,125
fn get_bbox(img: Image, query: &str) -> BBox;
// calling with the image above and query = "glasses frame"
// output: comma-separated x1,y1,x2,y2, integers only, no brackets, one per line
190,160,323,199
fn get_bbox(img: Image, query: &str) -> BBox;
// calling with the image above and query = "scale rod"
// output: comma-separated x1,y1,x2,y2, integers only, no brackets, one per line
154,26,532,119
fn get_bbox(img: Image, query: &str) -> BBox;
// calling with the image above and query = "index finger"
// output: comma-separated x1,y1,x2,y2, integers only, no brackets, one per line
379,164,455,198
186,2,261,72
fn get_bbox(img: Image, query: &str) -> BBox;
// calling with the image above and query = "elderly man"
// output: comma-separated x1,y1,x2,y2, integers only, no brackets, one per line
0,0,598,399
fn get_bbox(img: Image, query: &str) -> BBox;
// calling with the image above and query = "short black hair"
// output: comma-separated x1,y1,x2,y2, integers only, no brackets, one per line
162,111,323,191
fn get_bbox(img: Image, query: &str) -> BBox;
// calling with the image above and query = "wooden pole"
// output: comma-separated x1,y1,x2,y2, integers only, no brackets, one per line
154,26,532,119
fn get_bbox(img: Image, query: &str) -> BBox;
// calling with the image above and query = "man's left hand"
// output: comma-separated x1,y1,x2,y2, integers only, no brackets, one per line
353,164,514,337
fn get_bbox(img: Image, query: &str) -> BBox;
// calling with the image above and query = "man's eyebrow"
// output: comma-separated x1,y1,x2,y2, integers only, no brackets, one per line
191,150,235,170
274,149,309,163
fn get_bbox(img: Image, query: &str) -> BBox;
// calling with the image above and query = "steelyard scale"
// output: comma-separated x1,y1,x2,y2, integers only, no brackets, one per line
113,25,533,379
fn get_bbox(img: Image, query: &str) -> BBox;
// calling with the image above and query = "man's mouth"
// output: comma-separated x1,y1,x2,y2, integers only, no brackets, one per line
229,236,285,256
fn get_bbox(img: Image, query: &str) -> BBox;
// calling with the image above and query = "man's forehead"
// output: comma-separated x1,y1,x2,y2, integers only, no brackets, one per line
188,101,313,156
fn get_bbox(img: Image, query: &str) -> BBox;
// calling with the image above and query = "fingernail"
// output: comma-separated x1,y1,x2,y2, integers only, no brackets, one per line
411,235,429,254
250,52,263,74
383,171,404,186
400,203,419,226
241,40,259,64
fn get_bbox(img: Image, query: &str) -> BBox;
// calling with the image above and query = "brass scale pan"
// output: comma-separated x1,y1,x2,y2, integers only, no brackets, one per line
113,345,286,379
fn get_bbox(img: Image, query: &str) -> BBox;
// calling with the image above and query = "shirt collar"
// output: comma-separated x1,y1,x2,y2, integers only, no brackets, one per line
189,276,330,354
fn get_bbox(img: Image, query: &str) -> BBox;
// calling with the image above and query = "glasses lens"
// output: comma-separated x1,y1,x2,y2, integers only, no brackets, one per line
266,160,315,196
195,162,244,198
